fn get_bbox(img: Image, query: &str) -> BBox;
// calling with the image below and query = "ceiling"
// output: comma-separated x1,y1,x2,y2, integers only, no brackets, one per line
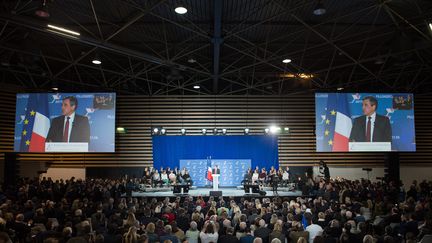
0,0,432,95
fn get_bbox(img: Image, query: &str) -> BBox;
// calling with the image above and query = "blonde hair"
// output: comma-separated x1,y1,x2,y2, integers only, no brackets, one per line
273,222,283,232
124,226,138,243
146,222,155,234
297,237,307,243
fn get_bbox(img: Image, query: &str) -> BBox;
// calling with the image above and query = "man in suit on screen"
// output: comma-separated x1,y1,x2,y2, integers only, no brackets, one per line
46,96,90,143
349,96,392,143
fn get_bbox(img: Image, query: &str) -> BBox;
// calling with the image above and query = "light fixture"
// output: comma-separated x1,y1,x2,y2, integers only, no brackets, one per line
244,128,250,134
175,6,188,14
47,24,80,36
52,87,58,91
284,127,290,132
313,0,326,16
161,128,166,135
193,85,200,89
269,126,281,134
35,0,49,18
429,23,432,31
188,58,196,63
282,58,292,63
181,128,186,135
92,53,101,65
202,128,207,135
213,128,218,134
264,128,270,134
222,128,227,135
116,127,126,133
337,87,344,91
152,127,159,134
374,58,385,65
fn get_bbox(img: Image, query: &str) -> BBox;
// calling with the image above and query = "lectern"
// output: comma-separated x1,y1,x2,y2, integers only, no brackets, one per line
212,174,220,191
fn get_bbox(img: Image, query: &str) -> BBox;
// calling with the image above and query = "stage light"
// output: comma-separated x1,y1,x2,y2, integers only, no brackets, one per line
429,23,432,31
116,127,126,133
35,0,50,18
202,128,207,134
188,58,196,63
175,6,187,14
269,126,281,134
244,128,250,134
92,53,101,65
337,87,344,91
181,128,186,135
161,128,166,135
284,127,290,132
193,85,200,89
264,128,270,134
282,58,292,64
52,87,58,91
153,128,159,134
222,128,227,134
313,0,326,16
47,24,80,36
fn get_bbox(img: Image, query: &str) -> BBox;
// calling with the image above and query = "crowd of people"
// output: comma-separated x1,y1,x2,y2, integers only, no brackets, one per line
0,175,431,243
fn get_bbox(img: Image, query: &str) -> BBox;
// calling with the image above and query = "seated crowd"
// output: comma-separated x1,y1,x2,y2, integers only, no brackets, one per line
0,176,431,243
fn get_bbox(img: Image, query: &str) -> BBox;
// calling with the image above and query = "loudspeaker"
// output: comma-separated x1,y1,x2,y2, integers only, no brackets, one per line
244,184,260,193
259,190,266,196
209,191,222,197
173,185,190,194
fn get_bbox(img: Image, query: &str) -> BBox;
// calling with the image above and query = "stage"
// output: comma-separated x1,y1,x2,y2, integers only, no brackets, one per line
130,186,303,198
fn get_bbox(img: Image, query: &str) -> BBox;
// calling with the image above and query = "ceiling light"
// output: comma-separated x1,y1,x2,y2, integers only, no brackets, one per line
175,6,187,14
282,59,292,63
213,128,218,134
313,0,326,16
92,53,101,65
52,87,58,91
116,127,126,133
269,126,281,134
35,0,50,18
284,127,290,132
193,85,200,89
429,23,432,31
264,128,270,134
161,128,166,135
188,58,196,63
47,24,80,36
181,128,186,135
202,128,207,134
222,128,227,134
337,87,344,91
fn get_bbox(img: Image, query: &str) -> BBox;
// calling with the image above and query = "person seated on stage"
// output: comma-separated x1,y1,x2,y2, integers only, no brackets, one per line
169,170,177,185
182,170,193,186
152,169,161,187
161,170,169,186
252,169,259,185
144,170,152,186
282,169,290,187
259,168,267,186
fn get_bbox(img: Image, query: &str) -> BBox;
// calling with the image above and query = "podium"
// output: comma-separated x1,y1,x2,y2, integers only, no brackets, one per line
212,174,220,191
45,142,89,152
349,142,391,151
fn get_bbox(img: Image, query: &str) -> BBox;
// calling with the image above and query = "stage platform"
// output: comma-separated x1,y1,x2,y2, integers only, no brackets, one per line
130,187,303,198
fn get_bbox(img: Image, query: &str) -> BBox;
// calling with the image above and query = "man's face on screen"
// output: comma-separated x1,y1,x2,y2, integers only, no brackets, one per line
362,99,376,116
62,99,75,116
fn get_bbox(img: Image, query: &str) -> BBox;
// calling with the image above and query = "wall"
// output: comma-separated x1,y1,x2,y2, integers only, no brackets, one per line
0,90,431,182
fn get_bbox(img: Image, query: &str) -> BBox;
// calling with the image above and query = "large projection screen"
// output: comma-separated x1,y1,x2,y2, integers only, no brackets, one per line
315,93,415,152
14,93,116,152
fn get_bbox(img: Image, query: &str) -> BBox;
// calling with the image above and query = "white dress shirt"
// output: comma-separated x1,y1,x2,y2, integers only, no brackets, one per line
63,112,75,142
365,112,376,142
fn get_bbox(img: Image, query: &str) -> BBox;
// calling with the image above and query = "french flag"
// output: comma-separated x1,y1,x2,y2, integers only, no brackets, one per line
20,94,50,152
333,94,352,151
206,157,213,181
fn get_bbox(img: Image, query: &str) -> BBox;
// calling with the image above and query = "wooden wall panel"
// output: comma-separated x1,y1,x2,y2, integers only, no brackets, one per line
0,91,431,168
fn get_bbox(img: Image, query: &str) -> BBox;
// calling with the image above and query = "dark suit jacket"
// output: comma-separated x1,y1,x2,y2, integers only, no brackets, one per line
46,114,90,143
254,227,272,243
213,168,221,175
349,114,392,142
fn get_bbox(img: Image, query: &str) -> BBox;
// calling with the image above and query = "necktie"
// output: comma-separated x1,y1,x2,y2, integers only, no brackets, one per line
63,117,70,142
366,116,371,142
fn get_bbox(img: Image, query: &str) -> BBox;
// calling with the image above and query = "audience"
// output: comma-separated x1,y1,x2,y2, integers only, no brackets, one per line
0,175,430,243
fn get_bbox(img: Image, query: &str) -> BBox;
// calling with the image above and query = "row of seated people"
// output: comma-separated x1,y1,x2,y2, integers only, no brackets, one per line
142,167,194,187
243,166,295,187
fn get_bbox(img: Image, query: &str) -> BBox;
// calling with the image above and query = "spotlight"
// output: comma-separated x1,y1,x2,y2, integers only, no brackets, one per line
429,23,432,31
282,59,292,64
52,87,58,91
188,58,196,63
175,6,188,14
92,53,101,65
337,87,344,91
264,128,270,134
161,128,166,135
35,0,50,18
152,128,159,134
193,85,200,89
202,128,207,134
244,128,250,134
222,128,227,135
47,24,80,36
181,128,186,135
313,0,326,16
116,127,126,133
284,127,290,132
269,126,281,134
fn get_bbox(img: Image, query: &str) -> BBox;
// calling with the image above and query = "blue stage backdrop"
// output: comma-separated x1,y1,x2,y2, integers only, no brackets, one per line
152,135,278,187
